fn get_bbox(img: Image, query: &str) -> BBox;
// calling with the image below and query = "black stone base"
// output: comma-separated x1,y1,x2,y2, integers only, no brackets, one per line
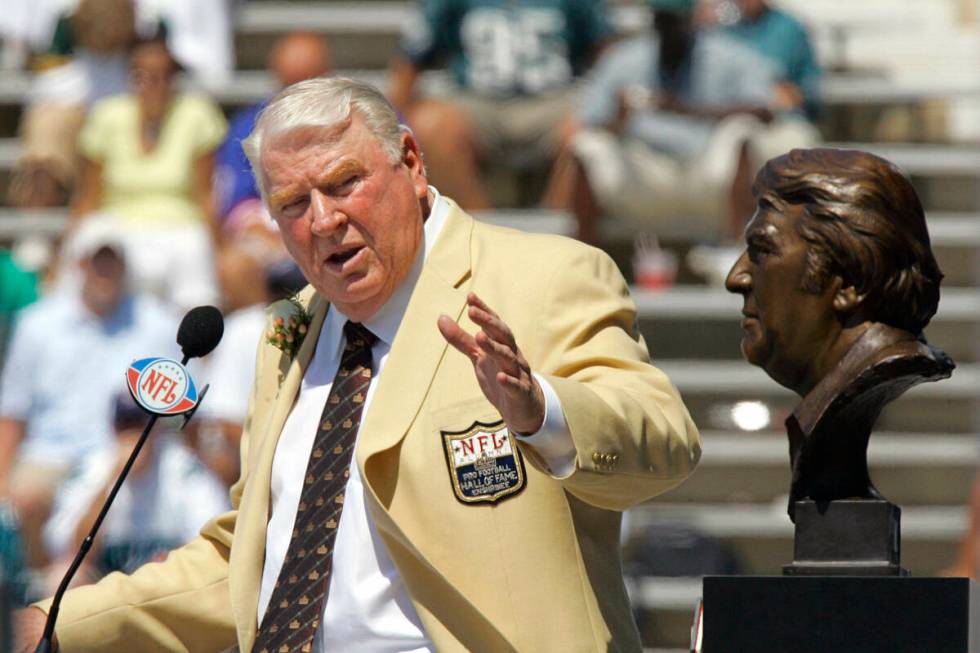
785,499,906,576
703,576,978,653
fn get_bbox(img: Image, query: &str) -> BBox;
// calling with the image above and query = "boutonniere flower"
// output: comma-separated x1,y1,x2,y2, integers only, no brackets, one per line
266,297,312,358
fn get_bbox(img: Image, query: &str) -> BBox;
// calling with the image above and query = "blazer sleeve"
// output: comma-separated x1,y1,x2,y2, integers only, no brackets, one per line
525,244,701,511
31,326,281,652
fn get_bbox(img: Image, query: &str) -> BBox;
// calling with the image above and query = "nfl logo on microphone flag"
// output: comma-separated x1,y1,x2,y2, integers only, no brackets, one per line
126,357,199,415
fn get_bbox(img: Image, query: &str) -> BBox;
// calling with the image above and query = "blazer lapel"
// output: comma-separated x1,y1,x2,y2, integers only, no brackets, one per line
231,291,329,651
357,202,473,473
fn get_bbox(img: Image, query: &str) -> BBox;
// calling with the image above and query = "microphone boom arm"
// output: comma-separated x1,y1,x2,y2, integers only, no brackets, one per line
34,354,198,653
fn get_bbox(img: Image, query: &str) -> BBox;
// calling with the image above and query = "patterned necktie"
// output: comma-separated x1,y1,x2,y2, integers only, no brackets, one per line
254,321,377,653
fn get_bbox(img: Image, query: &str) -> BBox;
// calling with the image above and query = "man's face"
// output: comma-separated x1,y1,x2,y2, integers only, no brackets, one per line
725,196,841,394
260,114,428,322
130,41,175,122
80,247,127,317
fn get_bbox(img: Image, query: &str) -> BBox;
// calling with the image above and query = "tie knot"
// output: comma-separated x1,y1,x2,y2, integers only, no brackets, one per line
343,321,377,350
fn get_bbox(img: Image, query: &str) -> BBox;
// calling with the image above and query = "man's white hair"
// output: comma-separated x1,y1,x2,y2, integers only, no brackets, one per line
242,76,406,200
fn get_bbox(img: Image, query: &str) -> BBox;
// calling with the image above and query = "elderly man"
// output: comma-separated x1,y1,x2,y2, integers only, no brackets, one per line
725,148,952,517
17,78,700,652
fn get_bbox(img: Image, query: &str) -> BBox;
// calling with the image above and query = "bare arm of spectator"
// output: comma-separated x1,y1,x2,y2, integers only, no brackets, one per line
0,418,25,497
192,151,222,245
69,157,103,222
770,81,804,113
389,0,454,112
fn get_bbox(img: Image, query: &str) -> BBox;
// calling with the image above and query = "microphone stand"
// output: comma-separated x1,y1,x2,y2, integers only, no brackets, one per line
34,356,208,653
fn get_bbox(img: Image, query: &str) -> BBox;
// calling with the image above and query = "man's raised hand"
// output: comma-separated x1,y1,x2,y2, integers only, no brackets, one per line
438,293,545,435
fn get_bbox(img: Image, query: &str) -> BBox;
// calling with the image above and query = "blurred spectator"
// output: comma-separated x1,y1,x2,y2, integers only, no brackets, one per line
9,0,235,210
42,394,228,577
0,502,31,651
215,31,332,240
722,0,821,119
0,218,177,568
69,34,226,312
0,0,73,70
192,242,306,487
945,474,980,579
0,250,39,370
139,0,235,83
192,244,273,486
8,0,136,208
1,0,233,78
389,0,613,209
546,0,818,245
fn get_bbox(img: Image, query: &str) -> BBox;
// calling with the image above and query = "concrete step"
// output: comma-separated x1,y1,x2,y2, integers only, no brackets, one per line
633,286,980,321
231,1,649,70
4,65,979,111
1,204,976,249
634,285,980,363
663,432,977,506
657,359,979,433
628,576,702,651
626,502,967,576
827,142,980,177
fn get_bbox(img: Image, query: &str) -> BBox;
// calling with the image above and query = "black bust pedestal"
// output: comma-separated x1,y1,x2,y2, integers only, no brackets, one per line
701,500,978,652
784,499,906,576
702,576,978,653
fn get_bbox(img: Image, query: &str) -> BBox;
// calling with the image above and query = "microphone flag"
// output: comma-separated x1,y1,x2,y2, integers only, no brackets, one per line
126,357,200,415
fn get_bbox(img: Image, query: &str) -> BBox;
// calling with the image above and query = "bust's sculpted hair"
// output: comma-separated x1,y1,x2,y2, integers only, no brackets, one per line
754,148,942,334
242,76,407,199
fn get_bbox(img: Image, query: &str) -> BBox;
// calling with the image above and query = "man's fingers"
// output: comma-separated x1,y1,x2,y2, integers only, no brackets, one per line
467,292,497,317
437,315,478,360
468,305,516,348
496,370,531,393
475,330,519,371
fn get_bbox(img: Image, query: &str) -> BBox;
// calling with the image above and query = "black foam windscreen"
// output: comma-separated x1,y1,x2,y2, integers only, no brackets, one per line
177,305,224,359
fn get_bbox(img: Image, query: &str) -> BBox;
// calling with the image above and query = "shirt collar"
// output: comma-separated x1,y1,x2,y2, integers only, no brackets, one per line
324,185,450,347
62,287,133,328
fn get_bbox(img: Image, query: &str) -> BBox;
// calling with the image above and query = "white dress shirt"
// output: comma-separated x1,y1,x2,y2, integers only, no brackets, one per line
258,188,575,652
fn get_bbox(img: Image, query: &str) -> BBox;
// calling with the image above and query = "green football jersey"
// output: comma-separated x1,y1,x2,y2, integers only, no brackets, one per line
402,0,612,96
0,250,38,369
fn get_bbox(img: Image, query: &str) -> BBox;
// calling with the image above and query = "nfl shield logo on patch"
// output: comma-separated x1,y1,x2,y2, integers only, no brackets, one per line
442,420,527,505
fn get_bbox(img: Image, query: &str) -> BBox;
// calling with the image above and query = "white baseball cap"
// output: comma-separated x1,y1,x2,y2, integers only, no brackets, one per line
66,214,127,264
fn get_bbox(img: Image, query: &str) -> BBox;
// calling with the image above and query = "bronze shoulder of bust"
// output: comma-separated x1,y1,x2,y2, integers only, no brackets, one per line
785,323,954,518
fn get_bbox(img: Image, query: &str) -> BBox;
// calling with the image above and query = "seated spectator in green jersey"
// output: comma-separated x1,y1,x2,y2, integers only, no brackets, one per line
723,0,821,120
389,0,613,209
0,250,38,371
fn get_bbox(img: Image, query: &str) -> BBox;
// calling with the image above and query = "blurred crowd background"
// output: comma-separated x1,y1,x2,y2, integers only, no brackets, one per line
0,0,978,650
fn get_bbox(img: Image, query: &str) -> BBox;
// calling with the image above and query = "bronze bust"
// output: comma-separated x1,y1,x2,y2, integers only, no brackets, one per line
725,148,955,521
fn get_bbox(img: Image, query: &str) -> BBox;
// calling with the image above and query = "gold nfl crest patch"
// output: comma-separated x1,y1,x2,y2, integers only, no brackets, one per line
442,420,527,504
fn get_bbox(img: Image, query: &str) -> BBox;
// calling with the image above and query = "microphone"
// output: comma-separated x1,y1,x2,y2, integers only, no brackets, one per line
177,305,224,362
34,306,224,653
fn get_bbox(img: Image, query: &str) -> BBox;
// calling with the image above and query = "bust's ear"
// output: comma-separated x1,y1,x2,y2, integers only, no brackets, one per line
833,284,865,313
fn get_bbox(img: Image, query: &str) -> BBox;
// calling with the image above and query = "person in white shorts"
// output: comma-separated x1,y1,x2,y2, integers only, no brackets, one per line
546,0,819,245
